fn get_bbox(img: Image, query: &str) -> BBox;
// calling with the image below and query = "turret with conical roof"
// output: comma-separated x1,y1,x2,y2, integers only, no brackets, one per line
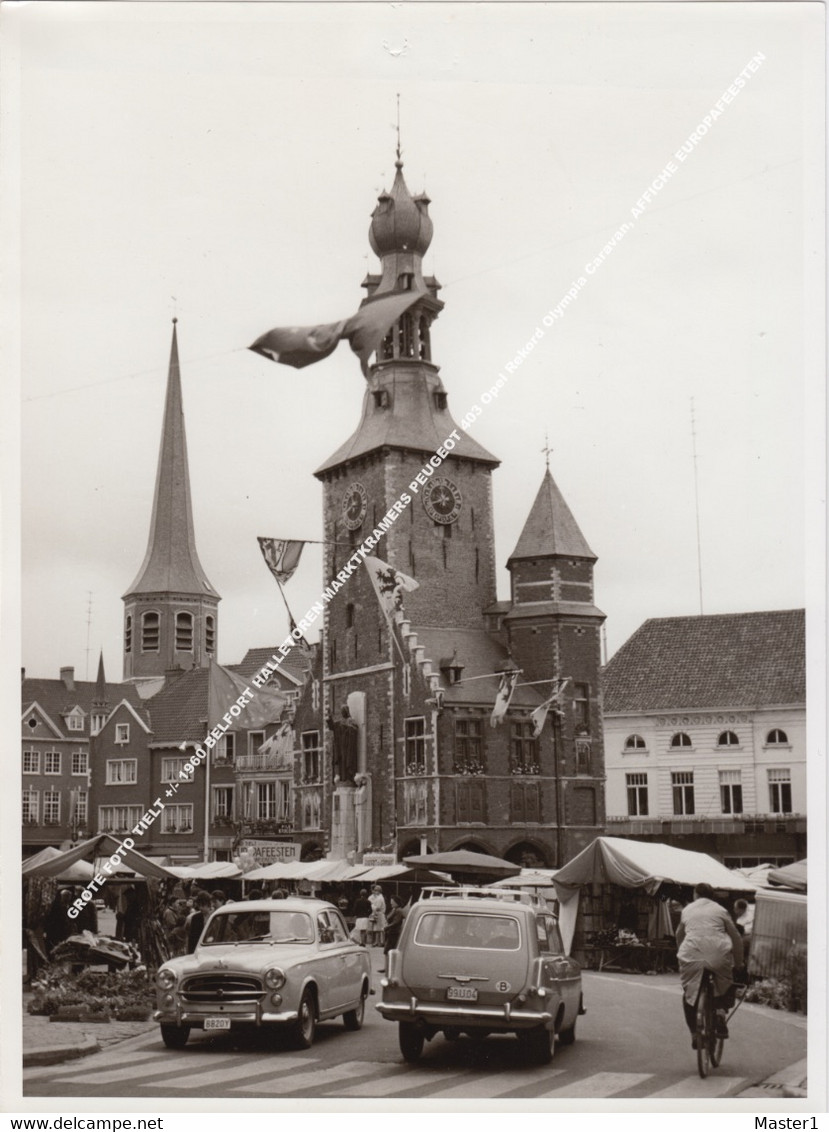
122,321,219,681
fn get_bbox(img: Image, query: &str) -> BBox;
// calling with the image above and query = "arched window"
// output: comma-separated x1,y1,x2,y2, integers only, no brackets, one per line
176,612,193,651
205,615,215,654
141,611,160,653
767,728,789,745
717,730,739,747
125,615,132,653
624,734,647,750
670,732,692,748
346,602,355,629
419,315,431,361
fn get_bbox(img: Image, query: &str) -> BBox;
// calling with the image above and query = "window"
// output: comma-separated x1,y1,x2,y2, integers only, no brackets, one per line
162,757,193,784
22,787,39,823
719,770,743,814
510,780,541,823
205,615,216,654
99,805,141,833
277,780,291,821
346,603,355,629
302,732,321,783
141,611,160,652
403,779,428,824
91,713,106,736
767,729,789,746
161,804,193,834
125,615,132,653
624,734,647,750
106,759,137,785
573,683,590,732
301,788,321,830
257,782,277,821
454,717,484,774
717,730,740,747
212,786,234,820
73,788,88,825
66,711,84,731
768,768,792,814
43,790,61,824
575,740,592,776
175,612,194,651
672,771,695,815
670,732,692,749
23,750,40,775
115,723,130,744
44,751,61,775
404,717,426,774
248,731,265,758
456,779,486,823
626,772,649,816
434,391,447,411
72,750,89,776
510,722,539,774
215,733,235,764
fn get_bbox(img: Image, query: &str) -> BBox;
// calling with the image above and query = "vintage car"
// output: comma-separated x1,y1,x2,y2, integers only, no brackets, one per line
154,898,372,1049
376,887,584,1064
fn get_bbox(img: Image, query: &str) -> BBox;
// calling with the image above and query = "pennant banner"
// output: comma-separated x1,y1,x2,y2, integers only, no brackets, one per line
250,287,425,376
364,555,419,617
257,537,305,585
490,669,519,728
208,658,287,732
530,677,571,737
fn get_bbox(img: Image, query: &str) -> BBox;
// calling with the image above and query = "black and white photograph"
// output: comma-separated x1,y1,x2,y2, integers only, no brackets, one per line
2,0,825,1120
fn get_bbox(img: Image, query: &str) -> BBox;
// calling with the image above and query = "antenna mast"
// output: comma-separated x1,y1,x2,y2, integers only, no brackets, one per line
690,399,704,614
84,591,93,679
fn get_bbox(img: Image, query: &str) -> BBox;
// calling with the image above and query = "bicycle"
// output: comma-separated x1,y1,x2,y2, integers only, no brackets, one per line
694,967,724,1078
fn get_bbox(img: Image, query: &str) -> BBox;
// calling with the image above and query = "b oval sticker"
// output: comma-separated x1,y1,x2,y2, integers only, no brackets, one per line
496,980,511,993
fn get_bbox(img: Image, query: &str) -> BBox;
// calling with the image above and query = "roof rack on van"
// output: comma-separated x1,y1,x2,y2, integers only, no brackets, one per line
419,886,550,907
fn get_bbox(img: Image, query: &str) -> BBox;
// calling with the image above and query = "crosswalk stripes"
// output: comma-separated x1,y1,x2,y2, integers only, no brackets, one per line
427,1068,567,1100
536,1071,653,1097
236,1059,387,1095
649,1076,746,1099
23,1048,163,1083
159,1055,308,1091
47,1052,256,1088
337,1067,463,1097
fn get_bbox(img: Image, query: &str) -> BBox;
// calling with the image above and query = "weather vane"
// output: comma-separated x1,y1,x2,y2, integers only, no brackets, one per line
395,92,402,164
541,432,553,470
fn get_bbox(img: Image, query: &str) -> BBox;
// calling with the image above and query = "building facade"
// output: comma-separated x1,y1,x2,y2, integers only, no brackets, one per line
602,610,806,866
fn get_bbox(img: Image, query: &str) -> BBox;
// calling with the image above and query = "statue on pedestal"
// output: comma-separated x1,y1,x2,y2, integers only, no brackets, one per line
329,703,359,785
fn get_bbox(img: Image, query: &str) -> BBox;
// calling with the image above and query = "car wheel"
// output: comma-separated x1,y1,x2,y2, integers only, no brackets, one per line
399,1021,425,1063
557,1018,576,1046
343,988,367,1031
293,989,317,1049
520,1024,555,1065
160,1023,190,1050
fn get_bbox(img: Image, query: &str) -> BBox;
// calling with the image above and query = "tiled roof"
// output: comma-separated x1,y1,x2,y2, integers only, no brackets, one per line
234,645,312,686
142,668,209,743
412,626,546,708
508,468,595,563
602,609,806,713
22,677,145,734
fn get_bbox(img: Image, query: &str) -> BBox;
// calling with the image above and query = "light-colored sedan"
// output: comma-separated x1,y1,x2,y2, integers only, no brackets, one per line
154,898,372,1049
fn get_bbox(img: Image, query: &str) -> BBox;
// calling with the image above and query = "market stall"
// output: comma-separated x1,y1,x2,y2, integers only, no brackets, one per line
552,837,755,969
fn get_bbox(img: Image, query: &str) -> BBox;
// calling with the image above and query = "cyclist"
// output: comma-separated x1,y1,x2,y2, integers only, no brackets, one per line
676,882,744,1047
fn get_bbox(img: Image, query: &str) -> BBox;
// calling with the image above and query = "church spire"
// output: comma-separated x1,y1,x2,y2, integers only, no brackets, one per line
93,650,108,709
508,465,596,564
122,321,219,681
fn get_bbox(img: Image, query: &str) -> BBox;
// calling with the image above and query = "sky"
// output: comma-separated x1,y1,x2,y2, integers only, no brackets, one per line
5,1,823,684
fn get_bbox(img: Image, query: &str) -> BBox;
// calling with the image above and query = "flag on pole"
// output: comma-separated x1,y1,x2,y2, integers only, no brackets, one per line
530,677,571,737
208,658,287,732
490,669,519,728
249,288,425,376
257,537,306,585
257,722,294,771
364,556,419,617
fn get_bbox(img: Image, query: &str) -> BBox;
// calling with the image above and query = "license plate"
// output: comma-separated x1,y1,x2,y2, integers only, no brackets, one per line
204,1016,231,1031
447,986,478,1002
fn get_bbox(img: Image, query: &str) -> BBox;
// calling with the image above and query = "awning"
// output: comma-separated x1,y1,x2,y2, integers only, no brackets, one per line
166,861,243,880
21,835,176,881
767,858,807,892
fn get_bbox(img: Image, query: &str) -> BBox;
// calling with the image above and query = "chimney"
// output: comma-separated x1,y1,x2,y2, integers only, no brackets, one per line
21,667,25,681
60,666,75,691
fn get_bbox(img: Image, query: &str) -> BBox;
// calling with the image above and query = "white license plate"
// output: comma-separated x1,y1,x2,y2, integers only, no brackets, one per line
204,1016,231,1031
447,986,478,1002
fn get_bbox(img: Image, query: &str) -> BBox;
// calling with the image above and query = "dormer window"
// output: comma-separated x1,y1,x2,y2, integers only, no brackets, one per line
65,709,85,732
373,389,390,409
434,391,447,411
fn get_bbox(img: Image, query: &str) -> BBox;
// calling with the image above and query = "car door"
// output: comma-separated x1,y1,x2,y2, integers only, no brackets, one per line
316,910,357,1013
537,914,581,1026
329,909,366,1010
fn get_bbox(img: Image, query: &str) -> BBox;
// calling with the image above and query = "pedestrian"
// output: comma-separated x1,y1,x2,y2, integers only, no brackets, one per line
732,898,754,968
121,885,141,944
380,895,406,971
352,888,372,945
187,892,214,953
44,888,74,955
676,883,744,1046
369,885,387,947
74,887,98,934
211,889,227,911
246,888,264,902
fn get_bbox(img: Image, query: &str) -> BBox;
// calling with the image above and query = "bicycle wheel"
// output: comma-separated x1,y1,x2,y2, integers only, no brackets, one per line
695,975,713,1079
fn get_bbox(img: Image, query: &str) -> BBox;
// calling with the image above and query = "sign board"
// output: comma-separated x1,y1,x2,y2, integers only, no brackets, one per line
361,852,397,867
239,840,300,864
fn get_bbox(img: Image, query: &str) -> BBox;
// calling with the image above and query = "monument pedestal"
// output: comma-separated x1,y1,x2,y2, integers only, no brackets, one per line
331,784,357,859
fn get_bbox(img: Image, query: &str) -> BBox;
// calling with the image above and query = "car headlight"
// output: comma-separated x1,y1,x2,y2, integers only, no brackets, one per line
156,968,177,990
264,967,286,990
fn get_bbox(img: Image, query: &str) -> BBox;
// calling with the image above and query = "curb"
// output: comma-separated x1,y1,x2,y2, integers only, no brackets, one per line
737,1058,808,1100
23,1037,100,1068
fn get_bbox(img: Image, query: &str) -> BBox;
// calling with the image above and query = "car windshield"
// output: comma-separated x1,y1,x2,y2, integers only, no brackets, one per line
414,912,521,950
201,909,314,945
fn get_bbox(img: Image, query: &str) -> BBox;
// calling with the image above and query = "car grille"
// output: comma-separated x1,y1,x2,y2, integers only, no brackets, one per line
181,974,264,1004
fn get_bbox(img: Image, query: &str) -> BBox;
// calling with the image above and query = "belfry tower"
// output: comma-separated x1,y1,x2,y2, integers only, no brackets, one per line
122,320,220,681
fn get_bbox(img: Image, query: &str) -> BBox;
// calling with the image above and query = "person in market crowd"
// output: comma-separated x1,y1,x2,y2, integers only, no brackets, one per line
732,898,755,967
73,887,98,934
271,887,288,900
44,887,74,955
368,884,387,947
352,888,372,945
162,898,188,956
380,895,406,971
120,885,141,944
246,888,264,902
676,882,744,1045
187,891,214,953
337,891,351,921
211,889,227,911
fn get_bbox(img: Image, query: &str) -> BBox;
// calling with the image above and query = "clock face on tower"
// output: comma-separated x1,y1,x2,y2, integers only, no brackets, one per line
341,482,368,529
423,477,463,524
